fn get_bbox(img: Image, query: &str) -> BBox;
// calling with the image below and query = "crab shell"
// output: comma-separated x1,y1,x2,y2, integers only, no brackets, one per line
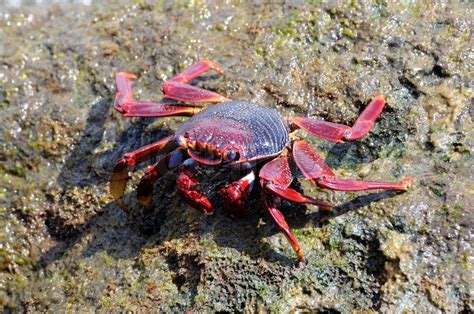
175,101,289,166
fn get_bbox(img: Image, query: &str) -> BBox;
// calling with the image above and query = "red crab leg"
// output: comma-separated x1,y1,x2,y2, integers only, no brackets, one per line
259,156,332,208
293,140,412,191
110,135,178,203
262,191,304,262
135,149,185,206
176,159,214,215
259,155,330,262
162,60,229,103
219,171,256,214
114,72,203,117
291,95,386,143
168,60,224,83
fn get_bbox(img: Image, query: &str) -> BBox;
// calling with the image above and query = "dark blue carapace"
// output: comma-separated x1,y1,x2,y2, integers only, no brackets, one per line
175,101,289,163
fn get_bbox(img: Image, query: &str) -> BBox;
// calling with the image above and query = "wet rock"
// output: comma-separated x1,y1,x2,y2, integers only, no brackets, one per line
0,1,472,312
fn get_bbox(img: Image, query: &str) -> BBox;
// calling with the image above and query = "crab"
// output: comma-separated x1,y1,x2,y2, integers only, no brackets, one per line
110,60,412,261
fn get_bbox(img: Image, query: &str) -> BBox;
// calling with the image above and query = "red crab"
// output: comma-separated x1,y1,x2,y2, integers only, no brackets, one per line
110,60,412,261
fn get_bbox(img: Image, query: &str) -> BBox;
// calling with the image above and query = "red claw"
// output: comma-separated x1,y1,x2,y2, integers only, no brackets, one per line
221,182,245,209
176,170,214,215
220,172,255,213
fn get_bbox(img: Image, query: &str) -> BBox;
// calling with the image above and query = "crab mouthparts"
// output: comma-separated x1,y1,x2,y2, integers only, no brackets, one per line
187,149,222,165
180,135,241,166
180,136,222,165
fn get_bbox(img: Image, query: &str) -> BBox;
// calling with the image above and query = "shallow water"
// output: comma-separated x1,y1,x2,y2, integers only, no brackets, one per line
0,1,472,312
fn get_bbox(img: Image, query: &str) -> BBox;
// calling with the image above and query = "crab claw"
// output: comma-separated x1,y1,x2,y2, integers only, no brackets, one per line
176,170,214,215
136,171,157,207
110,157,130,204
220,182,247,211
219,171,255,215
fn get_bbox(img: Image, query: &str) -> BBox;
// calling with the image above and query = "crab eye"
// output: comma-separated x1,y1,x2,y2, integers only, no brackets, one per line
225,149,240,161
183,132,190,139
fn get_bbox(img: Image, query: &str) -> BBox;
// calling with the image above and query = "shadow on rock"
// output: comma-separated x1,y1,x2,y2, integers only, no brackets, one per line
41,97,177,267
56,98,110,189
56,97,171,190
210,187,404,266
40,188,183,268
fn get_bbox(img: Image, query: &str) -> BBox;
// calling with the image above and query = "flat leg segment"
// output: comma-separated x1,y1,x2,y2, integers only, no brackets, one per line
168,60,224,84
259,156,293,189
291,118,350,143
114,72,136,112
347,94,385,141
136,149,184,206
291,95,385,143
262,192,304,262
292,140,334,179
121,101,202,117
162,60,228,103
317,177,412,191
114,72,202,117
162,81,228,103
122,135,178,167
293,139,412,192
260,156,332,208
110,135,178,202
264,183,332,209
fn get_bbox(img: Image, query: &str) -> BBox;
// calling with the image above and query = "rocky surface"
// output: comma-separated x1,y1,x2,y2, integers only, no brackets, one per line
0,1,472,312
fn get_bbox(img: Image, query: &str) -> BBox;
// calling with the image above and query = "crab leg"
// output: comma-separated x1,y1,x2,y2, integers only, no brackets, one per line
168,60,224,84
162,60,229,103
293,140,412,191
291,95,385,143
176,159,214,215
114,72,203,117
110,135,178,202
259,155,331,262
219,171,256,214
262,191,304,262
259,156,332,208
135,149,185,206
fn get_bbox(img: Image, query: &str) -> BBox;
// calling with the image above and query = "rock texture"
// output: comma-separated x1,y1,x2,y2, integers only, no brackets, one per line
0,1,472,312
